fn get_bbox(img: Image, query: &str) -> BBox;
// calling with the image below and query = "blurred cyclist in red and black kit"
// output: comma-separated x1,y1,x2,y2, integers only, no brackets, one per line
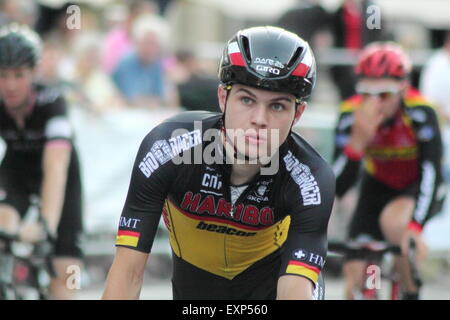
333,42,446,300
0,24,83,299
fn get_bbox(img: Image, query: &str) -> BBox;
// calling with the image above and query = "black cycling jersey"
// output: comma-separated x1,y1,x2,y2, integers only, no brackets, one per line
333,88,445,230
116,111,335,299
0,84,76,166
0,83,83,258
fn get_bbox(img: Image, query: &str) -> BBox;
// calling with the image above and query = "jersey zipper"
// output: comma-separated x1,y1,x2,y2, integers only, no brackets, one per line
223,171,261,270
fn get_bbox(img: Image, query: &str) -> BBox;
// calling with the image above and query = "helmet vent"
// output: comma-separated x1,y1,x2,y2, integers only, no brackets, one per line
287,47,303,69
241,36,252,61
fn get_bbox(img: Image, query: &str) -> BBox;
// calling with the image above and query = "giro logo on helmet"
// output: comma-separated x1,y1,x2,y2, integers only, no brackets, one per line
256,65,280,75
253,57,285,68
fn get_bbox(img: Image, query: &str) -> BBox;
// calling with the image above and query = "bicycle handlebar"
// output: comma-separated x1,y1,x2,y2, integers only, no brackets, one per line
328,240,402,257
328,239,422,290
0,230,19,243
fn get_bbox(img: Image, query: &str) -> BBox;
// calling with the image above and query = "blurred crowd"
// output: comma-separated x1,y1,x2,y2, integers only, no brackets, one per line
276,0,450,102
0,0,448,119
0,0,221,115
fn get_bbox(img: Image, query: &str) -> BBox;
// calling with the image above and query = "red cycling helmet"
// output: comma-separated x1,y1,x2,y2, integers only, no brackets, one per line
355,42,412,79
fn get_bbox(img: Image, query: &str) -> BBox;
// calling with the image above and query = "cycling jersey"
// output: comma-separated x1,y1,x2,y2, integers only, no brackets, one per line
0,83,83,258
333,87,445,230
116,111,335,299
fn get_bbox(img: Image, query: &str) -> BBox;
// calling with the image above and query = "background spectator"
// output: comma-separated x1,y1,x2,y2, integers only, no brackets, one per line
420,30,450,181
101,0,157,74
276,0,330,50
172,50,220,112
72,33,126,113
36,37,71,89
329,0,389,99
112,14,179,108
420,31,450,123
0,0,36,26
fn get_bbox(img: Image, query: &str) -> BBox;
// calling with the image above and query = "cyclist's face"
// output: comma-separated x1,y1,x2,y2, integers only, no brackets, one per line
218,84,305,160
0,67,34,109
356,78,406,121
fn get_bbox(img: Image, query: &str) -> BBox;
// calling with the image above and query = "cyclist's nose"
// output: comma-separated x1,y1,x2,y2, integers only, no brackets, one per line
250,104,269,128
3,75,18,91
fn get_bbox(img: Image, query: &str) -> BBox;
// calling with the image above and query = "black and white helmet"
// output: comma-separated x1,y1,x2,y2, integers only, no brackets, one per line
218,26,316,101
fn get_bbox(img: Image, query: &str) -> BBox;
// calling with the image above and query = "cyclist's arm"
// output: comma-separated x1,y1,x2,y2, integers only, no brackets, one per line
40,141,71,235
40,95,74,235
409,107,444,231
332,111,362,197
104,124,178,298
277,162,335,299
277,275,314,300
102,247,148,299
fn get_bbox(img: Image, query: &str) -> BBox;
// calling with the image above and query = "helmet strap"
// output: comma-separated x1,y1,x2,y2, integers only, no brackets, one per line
289,98,303,132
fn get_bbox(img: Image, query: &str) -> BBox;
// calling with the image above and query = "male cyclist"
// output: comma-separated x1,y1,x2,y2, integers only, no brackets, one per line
103,26,335,300
333,42,445,299
0,24,83,299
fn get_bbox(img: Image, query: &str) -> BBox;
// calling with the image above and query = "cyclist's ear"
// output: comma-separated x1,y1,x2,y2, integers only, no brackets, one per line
293,102,307,126
217,85,228,113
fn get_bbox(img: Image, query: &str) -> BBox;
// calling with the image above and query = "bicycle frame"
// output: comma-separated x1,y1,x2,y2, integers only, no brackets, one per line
0,230,54,300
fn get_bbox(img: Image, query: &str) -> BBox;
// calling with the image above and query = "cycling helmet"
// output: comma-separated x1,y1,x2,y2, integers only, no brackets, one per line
355,42,412,79
218,26,316,101
0,23,42,68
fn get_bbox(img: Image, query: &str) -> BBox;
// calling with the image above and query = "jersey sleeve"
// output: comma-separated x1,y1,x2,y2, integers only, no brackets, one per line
410,106,445,229
42,92,74,143
279,159,335,287
115,124,178,253
332,111,362,197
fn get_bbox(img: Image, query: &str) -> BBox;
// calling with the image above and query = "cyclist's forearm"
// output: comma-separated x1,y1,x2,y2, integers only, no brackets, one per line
40,144,71,235
102,262,144,299
276,275,313,300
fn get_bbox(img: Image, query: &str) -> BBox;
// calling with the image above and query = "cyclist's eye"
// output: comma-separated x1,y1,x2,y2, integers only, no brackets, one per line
271,103,285,112
241,97,253,105
379,92,394,100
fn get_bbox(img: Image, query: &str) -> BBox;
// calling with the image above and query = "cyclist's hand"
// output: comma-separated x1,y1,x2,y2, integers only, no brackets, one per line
19,222,46,243
39,216,57,245
348,96,384,152
401,229,427,266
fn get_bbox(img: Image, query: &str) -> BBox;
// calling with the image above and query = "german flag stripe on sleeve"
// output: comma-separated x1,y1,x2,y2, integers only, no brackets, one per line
116,230,140,247
286,260,320,283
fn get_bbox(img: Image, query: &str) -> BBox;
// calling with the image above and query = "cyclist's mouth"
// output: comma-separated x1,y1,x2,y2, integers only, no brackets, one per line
245,135,266,145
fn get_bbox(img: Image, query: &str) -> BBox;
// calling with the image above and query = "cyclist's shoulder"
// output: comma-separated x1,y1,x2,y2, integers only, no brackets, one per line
283,132,335,179
139,111,221,155
279,134,335,208
339,94,363,114
404,88,435,109
403,88,439,123
34,83,64,106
